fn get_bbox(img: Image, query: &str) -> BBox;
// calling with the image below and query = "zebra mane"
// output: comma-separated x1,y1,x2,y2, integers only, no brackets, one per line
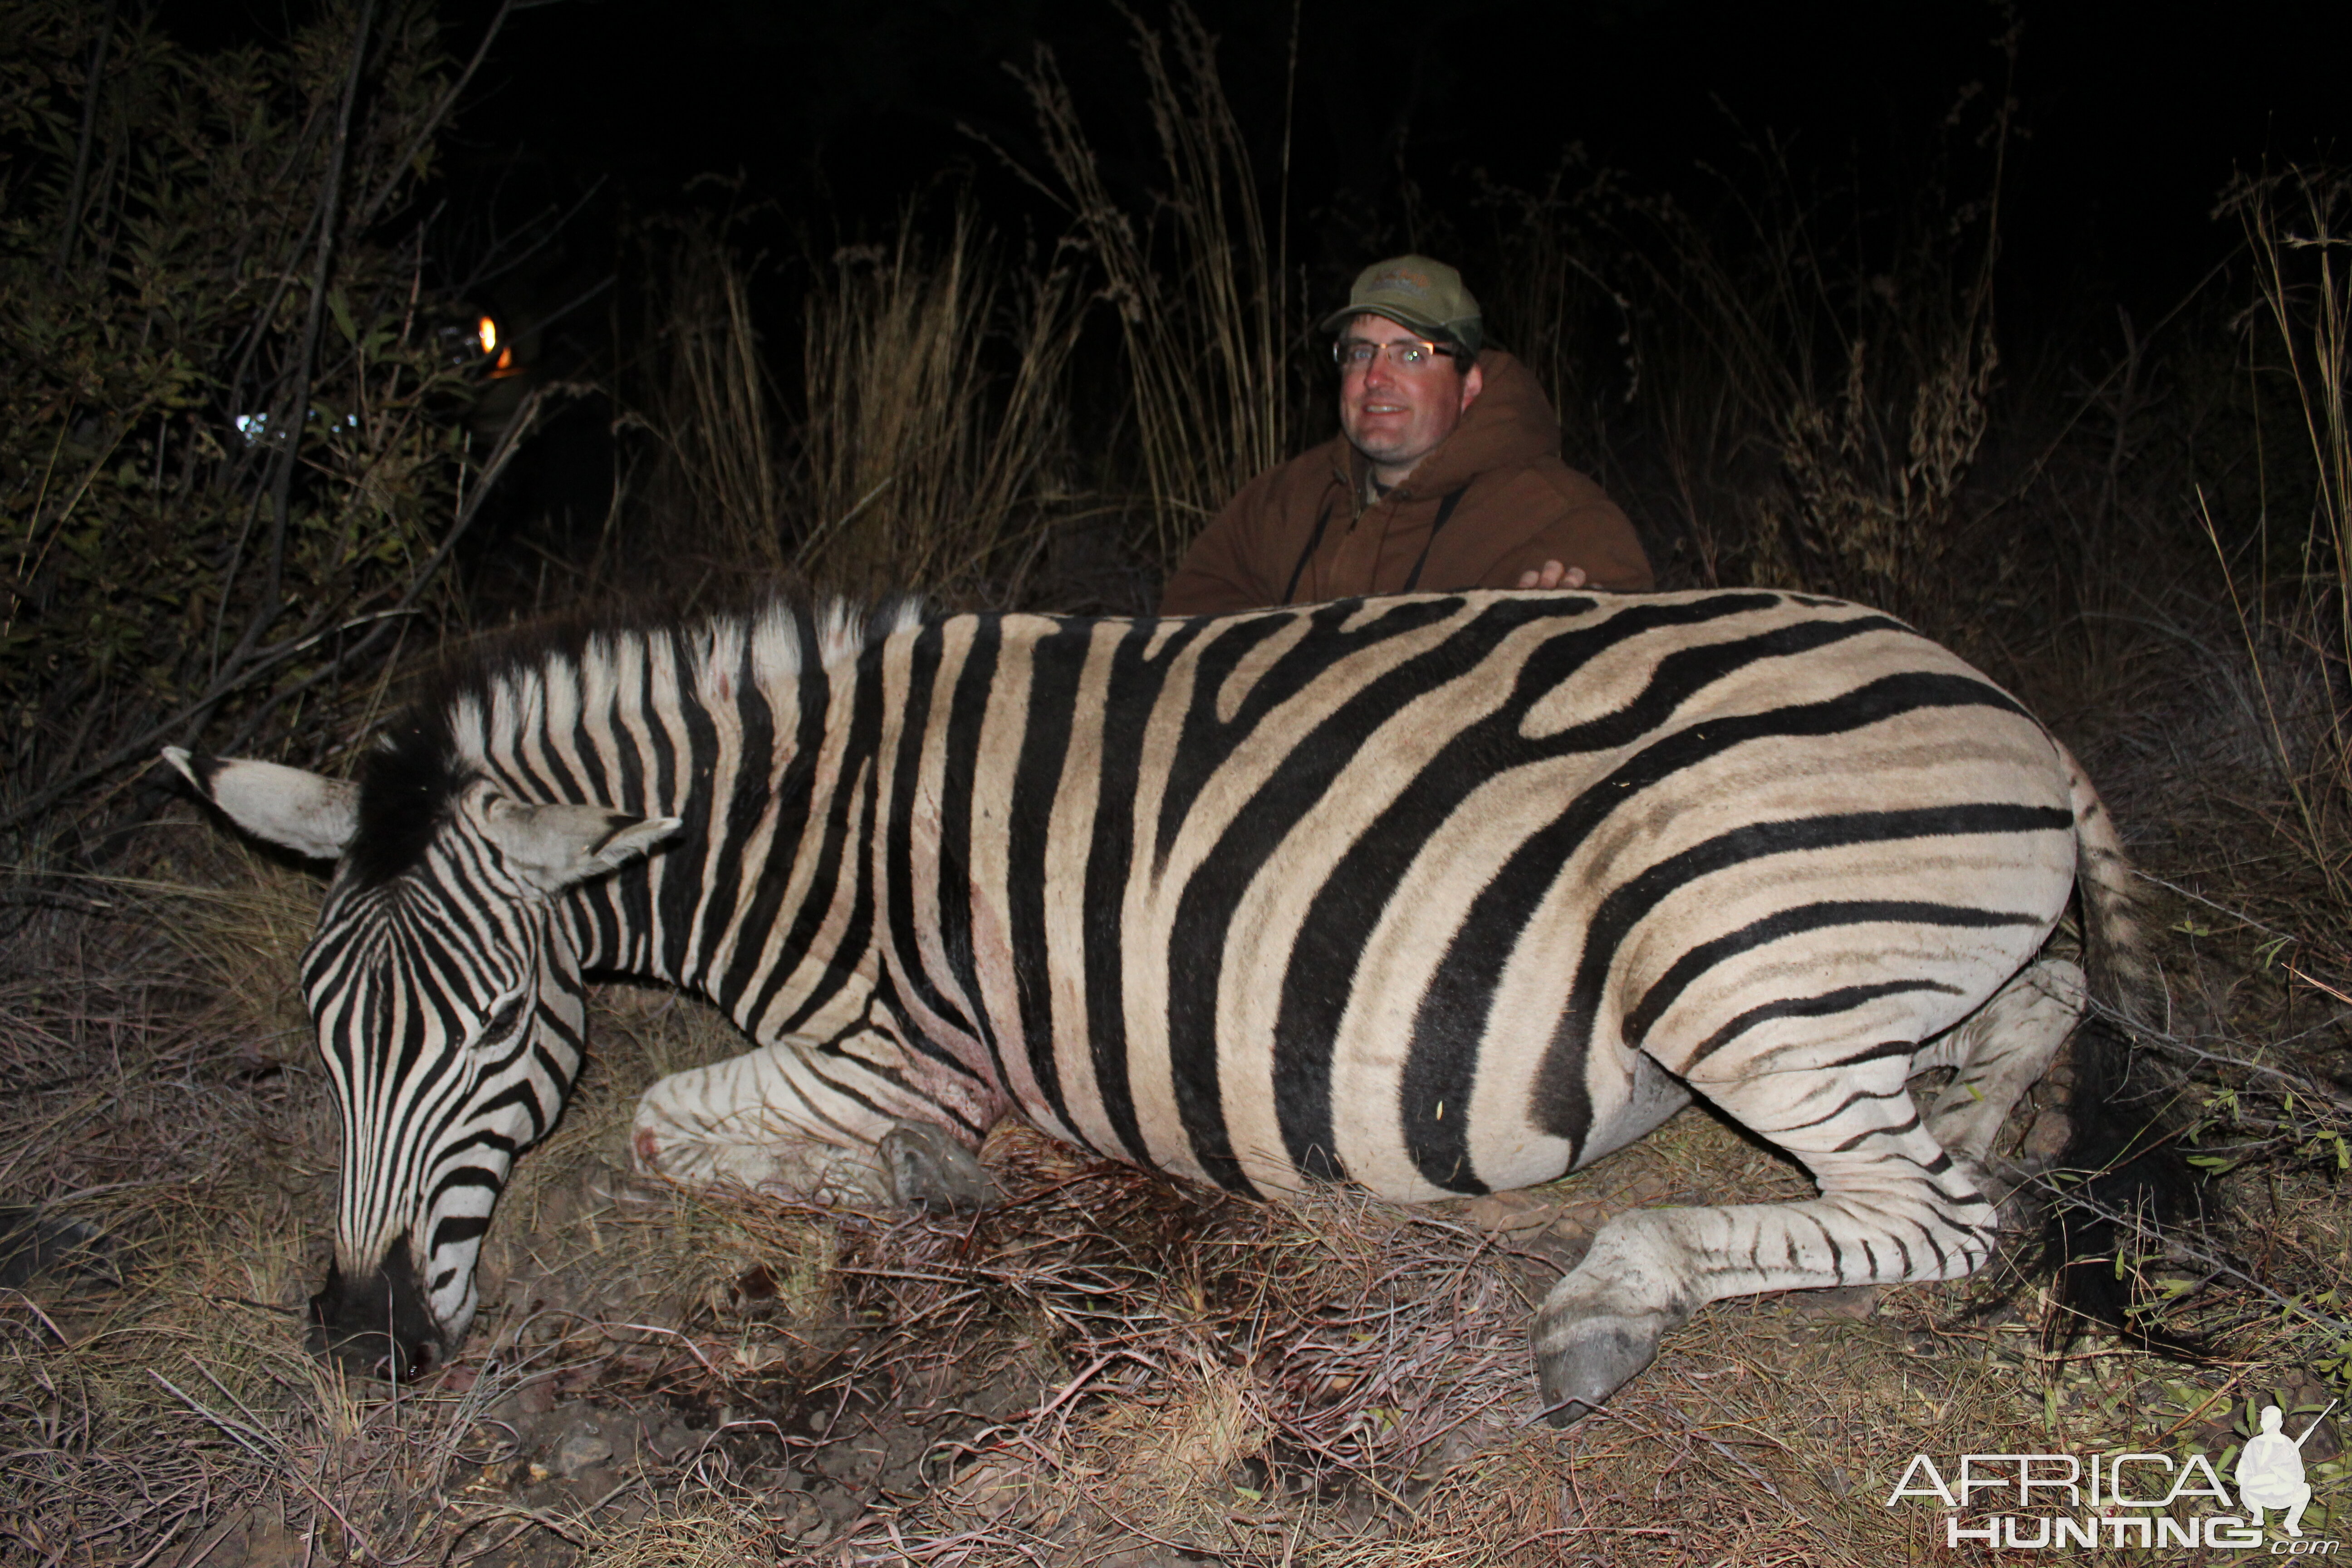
345,595,926,889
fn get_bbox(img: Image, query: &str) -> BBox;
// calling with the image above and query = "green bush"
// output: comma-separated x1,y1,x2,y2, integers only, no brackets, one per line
0,0,523,853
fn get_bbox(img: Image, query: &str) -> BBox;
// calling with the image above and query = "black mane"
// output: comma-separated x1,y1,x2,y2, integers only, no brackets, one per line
338,594,926,890
346,706,465,890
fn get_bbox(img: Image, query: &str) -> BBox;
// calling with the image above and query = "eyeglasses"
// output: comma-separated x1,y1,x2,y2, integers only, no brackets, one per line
1333,337,1458,373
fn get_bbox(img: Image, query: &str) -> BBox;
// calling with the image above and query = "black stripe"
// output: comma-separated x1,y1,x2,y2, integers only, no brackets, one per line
1780,1083,1906,1132
477,1074,555,1128
525,683,588,803
1005,619,1094,1144
628,637,675,969
566,658,613,808
1268,599,1589,1183
1409,673,2058,1180
426,1164,505,1206
689,632,772,993
1154,596,1463,877
931,618,1002,1072
1083,622,1199,1166
434,1128,522,1162
1623,900,2045,1049
607,652,647,812
880,622,975,1039
429,1213,493,1252
714,620,828,1015
1828,1105,1923,1152
763,652,889,1036
1683,980,1957,1070
658,630,722,977
1537,611,1922,755
1177,599,1567,1191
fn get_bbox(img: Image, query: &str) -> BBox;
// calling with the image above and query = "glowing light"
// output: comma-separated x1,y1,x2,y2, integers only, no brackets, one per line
476,314,499,356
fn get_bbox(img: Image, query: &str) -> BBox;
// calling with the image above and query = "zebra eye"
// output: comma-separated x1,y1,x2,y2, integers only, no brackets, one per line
476,990,531,1044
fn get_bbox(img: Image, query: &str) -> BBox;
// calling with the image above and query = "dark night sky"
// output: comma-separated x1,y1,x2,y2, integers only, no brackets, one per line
162,0,2350,342
418,0,2345,311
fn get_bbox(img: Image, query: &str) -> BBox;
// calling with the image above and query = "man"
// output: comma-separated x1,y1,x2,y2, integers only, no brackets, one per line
1159,255,1653,616
2236,1403,2317,1536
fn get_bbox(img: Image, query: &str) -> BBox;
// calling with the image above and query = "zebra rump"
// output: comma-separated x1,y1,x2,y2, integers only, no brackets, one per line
167,588,2155,1421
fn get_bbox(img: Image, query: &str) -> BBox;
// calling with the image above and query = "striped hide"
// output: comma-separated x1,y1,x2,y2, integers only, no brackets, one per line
169,588,2146,1419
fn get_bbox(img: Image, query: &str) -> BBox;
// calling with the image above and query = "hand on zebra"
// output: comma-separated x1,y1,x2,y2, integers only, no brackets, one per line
1515,559,1589,590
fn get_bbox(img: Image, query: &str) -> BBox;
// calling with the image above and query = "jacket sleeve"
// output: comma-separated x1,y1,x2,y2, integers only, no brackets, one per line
1158,468,1289,616
1479,463,1655,592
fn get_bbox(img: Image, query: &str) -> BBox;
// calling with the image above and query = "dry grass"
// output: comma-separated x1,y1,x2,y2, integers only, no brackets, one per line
797,200,1090,602
616,202,1091,612
647,225,793,578
1000,1,1294,568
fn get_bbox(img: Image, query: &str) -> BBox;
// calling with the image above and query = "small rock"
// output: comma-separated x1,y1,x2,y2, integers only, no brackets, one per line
2018,1107,2072,1163
760,1490,825,1540
1798,1284,1882,1319
948,1460,1028,1519
1453,1190,1562,1236
650,1422,711,1463
552,1420,615,1477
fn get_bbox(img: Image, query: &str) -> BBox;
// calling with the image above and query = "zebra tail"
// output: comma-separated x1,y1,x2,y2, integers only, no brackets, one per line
2043,743,2205,1358
2066,745,2159,1028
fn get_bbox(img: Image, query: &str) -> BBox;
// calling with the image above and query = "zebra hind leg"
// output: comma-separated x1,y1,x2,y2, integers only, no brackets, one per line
1533,1055,2002,1426
1915,956,2086,1190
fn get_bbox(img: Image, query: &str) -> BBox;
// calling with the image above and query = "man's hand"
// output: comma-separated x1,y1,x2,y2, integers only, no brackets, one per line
1515,560,1589,590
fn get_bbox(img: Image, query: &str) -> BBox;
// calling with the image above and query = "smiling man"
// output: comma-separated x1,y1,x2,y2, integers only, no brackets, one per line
1159,255,1654,615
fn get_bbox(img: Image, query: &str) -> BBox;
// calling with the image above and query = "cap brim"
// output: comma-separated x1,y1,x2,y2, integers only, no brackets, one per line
1321,304,1455,341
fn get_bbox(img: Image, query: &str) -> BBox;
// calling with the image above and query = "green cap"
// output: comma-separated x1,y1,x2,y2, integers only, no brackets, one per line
1319,255,1483,355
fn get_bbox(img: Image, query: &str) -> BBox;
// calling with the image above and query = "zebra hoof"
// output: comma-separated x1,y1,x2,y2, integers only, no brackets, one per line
1531,1304,1677,1428
880,1122,997,1213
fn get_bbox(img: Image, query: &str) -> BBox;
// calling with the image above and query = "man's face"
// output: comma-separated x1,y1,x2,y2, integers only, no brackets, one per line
1337,314,1485,483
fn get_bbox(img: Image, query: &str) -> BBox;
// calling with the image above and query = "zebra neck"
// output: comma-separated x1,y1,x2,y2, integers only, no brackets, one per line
468,615,876,1030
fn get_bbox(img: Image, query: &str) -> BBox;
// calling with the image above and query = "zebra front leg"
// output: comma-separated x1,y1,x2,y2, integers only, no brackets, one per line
632,1030,993,1208
1534,1069,1994,1425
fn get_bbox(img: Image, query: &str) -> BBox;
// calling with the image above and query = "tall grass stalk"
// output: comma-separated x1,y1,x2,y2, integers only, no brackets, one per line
1006,3,1290,567
2215,166,2352,911
797,201,1087,601
1640,124,2005,626
651,226,789,574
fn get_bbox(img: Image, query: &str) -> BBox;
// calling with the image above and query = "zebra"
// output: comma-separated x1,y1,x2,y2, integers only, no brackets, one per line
164,588,2150,1422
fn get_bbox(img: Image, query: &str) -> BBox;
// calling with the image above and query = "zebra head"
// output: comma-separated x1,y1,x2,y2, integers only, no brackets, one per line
162,745,678,1378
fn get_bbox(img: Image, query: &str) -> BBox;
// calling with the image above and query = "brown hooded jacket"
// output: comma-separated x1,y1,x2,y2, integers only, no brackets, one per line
1158,349,1652,615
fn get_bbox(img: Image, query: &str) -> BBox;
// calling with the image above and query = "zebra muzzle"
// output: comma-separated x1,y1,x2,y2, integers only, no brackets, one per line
309,1244,442,1381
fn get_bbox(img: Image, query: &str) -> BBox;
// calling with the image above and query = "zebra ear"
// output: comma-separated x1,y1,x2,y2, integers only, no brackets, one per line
479,799,684,892
162,746,358,861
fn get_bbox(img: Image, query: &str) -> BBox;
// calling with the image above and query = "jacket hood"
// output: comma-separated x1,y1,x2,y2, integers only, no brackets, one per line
1338,348,1561,500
